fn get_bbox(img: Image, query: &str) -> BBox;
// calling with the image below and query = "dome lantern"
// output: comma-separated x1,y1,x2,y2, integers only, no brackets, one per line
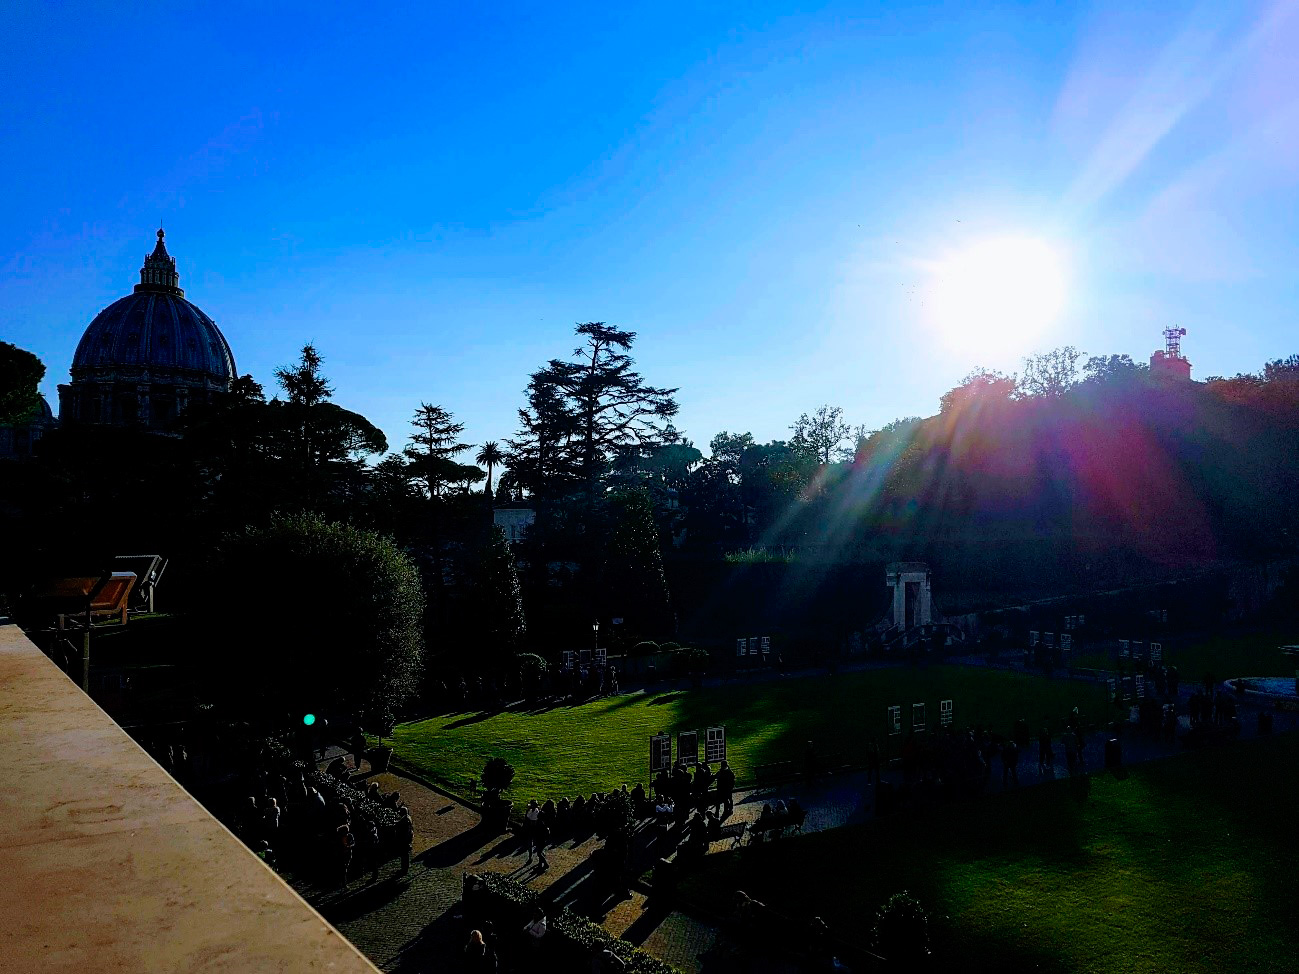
135,227,184,296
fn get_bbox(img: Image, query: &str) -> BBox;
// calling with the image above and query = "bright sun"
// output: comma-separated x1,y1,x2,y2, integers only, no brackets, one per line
926,236,1067,355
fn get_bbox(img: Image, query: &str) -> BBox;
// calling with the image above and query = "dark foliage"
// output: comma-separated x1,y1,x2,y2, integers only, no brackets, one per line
204,513,425,729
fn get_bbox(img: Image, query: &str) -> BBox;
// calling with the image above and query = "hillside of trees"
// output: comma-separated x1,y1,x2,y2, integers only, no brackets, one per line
3,330,1297,671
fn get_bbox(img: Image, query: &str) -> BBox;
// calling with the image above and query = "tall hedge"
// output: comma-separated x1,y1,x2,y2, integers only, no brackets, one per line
207,512,425,728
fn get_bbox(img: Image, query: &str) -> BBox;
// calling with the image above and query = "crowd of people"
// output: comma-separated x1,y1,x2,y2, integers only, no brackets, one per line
226,754,415,886
651,758,737,816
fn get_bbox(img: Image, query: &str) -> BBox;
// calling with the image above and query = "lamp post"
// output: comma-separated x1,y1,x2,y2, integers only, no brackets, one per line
592,620,600,650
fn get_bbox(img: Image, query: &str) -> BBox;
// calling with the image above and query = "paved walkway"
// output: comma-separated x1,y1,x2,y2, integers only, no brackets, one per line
286,679,1296,974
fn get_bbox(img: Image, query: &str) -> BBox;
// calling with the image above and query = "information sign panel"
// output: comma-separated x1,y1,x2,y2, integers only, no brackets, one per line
1106,678,1117,702
579,648,592,668
736,638,747,657
1029,631,1040,646
650,733,672,775
1044,632,1055,648
562,650,576,669
1119,639,1130,659
912,702,927,733
887,705,902,736
595,648,608,667
1134,673,1145,698
1060,634,1072,651
761,636,771,655
940,699,953,727
705,726,727,764
1150,642,1162,662
749,636,760,654
677,730,699,767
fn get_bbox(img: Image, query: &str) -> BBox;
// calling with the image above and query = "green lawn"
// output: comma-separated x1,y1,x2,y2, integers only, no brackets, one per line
389,666,1105,805
1071,628,1297,679
1166,628,1298,679
678,733,1299,974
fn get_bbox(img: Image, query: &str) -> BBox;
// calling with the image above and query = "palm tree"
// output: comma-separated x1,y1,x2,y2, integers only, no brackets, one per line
476,441,504,498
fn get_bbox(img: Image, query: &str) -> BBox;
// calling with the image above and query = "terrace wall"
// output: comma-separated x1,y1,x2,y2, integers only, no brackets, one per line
0,622,380,974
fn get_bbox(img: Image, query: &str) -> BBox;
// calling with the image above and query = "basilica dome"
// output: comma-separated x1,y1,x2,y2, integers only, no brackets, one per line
59,230,237,429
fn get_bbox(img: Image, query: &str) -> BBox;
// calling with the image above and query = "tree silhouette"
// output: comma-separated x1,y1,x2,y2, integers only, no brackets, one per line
0,341,45,425
404,403,472,497
476,440,504,498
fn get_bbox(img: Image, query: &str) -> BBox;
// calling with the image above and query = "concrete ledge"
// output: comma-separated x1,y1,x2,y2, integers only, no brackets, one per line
0,624,380,973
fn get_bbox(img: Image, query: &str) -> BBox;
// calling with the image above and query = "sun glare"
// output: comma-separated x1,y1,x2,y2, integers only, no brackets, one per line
926,237,1067,356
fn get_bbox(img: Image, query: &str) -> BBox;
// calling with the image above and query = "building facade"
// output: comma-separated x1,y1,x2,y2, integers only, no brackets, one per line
58,230,235,429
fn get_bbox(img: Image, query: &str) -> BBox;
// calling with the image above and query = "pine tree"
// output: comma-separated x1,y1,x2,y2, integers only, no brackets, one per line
514,322,678,501
404,403,473,497
602,488,673,637
475,524,527,662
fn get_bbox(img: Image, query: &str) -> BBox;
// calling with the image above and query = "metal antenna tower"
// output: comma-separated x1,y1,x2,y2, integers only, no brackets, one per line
1163,325,1187,359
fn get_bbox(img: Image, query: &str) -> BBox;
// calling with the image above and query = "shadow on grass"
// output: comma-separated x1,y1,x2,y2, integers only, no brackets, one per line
441,709,504,730
682,735,1299,973
649,692,686,706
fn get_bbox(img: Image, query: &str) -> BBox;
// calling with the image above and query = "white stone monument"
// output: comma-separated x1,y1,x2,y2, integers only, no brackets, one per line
886,562,932,631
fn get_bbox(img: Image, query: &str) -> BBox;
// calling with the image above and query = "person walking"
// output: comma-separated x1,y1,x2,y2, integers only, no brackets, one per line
337,824,355,885
532,817,550,871
1037,725,1053,774
397,807,414,875
362,817,381,883
1001,739,1019,787
525,800,541,863
717,760,736,814
463,929,497,973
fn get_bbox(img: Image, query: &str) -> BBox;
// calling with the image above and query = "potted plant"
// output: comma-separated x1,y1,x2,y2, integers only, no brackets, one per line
364,720,395,773
480,756,516,833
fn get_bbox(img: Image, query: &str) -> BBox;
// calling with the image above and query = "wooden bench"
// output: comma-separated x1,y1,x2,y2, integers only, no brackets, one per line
51,573,137,628
747,806,806,842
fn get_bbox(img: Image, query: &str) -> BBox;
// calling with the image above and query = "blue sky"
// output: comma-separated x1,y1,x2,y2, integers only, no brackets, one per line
4,1,1298,456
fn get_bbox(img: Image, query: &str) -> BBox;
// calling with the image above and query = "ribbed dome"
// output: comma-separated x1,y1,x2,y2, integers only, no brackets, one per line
70,229,235,384
34,394,54,423
73,291,236,381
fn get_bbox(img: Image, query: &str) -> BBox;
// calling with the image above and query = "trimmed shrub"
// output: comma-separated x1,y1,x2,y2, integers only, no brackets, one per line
305,769,402,830
874,891,929,965
481,757,516,800
464,873,681,973
632,640,661,657
206,513,425,729
659,641,681,652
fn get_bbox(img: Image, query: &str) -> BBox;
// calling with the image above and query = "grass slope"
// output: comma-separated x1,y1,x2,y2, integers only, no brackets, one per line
1072,627,1296,679
678,733,1299,974
390,666,1105,805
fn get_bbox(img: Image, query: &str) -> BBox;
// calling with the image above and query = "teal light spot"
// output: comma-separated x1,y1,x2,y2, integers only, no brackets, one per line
303,713,316,726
